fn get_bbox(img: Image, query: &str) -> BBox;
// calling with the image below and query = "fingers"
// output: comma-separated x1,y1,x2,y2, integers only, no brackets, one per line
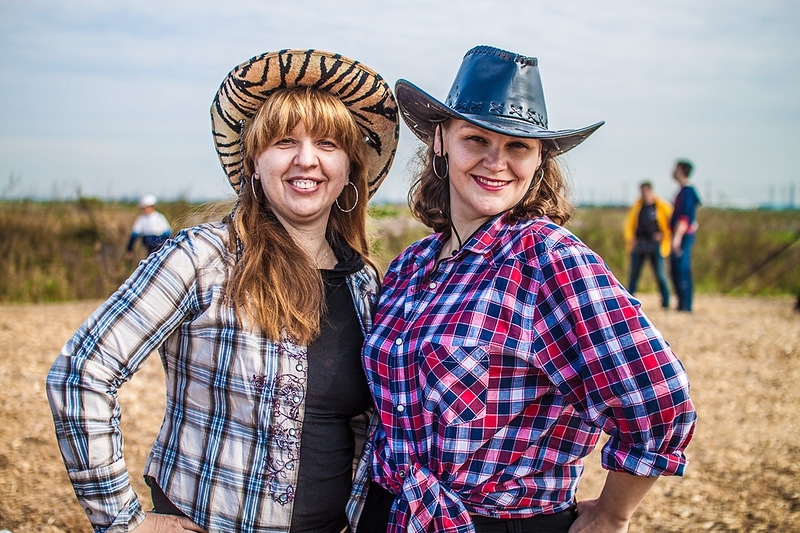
176,516,208,533
135,512,208,533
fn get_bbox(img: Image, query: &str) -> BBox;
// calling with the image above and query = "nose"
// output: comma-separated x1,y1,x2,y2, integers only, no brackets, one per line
482,145,507,172
294,140,318,168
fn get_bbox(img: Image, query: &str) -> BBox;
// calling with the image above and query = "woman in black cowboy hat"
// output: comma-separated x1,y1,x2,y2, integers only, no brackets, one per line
47,49,398,533
357,46,696,533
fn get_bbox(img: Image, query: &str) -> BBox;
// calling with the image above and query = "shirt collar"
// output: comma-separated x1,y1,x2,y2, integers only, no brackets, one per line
417,213,517,269
459,214,510,255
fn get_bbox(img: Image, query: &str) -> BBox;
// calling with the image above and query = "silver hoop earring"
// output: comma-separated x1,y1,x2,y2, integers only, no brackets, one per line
529,167,545,192
432,153,449,180
335,182,359,213
250,173,259,201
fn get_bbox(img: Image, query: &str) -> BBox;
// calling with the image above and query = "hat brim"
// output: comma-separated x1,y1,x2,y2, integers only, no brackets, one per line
395,79,603,155
211,49,399,197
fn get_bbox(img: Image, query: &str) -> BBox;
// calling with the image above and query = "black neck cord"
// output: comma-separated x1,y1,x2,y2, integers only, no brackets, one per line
449,221,463,256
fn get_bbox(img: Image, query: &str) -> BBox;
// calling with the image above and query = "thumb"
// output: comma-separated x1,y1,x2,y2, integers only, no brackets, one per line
175,516,207,533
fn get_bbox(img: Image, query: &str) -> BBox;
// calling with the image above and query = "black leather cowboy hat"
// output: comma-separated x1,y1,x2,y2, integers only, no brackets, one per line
211,49,399,196
395,45,604,154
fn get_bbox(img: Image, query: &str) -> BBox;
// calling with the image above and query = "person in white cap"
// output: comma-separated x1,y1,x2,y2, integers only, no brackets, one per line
125,193,172,260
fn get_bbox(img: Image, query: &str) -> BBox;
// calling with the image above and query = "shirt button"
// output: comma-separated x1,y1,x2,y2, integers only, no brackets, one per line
399,470,406,478
85,508,93,516
76,488,85,496
295,363,303,372
394,338,403,346
289,428,297,436
428,282,437,290
396,404,405,413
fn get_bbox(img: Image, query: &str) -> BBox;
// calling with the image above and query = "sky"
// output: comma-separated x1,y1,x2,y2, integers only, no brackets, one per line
1,0,799,207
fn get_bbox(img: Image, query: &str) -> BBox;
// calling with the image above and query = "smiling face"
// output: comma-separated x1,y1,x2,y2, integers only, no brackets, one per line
440,119,543,236
254,122,350,233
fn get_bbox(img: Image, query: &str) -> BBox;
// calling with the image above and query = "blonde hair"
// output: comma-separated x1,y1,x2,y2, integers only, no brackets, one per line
408,121,575,232
226,87,372,344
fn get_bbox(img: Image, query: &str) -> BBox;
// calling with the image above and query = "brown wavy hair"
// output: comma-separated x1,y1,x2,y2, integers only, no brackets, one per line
408,121,575,233
226,87,372,344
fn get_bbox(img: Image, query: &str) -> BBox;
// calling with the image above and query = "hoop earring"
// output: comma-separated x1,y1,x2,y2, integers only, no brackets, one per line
250,173,259,201
432,153,449,180
530,150,549,191
335,182,358,213
531,167,545,191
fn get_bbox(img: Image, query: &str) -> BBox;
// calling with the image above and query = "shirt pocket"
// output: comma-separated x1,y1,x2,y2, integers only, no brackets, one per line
419,343,489,426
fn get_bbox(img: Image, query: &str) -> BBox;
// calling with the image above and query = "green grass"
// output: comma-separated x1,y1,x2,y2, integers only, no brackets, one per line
368,203,408,220
1,199,798,303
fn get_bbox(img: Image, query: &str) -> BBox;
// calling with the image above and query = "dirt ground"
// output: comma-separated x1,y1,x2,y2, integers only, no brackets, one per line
0,294,798,532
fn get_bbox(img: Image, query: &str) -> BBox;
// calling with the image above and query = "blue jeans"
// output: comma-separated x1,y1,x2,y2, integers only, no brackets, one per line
670,233,695,311
628,241,670,308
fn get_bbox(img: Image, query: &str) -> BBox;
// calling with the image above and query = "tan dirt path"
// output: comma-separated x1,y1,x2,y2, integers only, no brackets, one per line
0,294,798,532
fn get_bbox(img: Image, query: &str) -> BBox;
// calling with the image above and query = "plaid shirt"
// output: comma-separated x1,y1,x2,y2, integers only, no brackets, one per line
360,215,696,533
46,222,379,533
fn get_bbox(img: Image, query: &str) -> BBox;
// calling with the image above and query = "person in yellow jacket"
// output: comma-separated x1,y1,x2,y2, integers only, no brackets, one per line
624,181,673,308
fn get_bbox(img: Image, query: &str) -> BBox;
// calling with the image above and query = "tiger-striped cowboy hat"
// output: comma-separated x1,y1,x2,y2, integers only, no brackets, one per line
396,45,603,154
211,49,399,197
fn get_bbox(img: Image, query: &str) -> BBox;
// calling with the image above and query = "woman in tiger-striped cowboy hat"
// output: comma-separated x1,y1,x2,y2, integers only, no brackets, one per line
47,49,399,533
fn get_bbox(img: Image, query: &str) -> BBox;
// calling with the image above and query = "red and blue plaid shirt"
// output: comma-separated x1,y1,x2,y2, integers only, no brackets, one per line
361,215,696,533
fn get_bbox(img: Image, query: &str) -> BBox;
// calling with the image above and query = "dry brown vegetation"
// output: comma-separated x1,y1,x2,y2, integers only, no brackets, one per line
2,201,799,303
1,293,799,532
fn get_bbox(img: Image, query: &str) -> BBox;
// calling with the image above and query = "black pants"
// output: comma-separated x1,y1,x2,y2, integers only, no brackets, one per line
470,507,577,533
357,482,395,532
357,483,577,533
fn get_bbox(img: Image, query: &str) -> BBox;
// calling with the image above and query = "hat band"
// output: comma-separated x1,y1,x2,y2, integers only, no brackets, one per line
445,96,547,129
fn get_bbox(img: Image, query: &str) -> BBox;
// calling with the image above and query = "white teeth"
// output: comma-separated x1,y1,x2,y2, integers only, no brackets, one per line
475,176,506,187
291,179,317,189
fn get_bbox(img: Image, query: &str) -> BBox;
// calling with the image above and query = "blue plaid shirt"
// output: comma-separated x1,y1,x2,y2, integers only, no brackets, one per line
47,222,379,533
360,215,696,533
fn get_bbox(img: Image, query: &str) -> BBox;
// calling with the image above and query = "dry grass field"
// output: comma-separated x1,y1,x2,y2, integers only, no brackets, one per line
1,293,798,532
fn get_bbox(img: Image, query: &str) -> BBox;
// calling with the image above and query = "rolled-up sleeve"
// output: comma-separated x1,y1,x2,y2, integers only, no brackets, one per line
535,242,696,477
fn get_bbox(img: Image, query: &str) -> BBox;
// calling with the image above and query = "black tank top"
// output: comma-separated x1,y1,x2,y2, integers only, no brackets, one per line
289,247,372,532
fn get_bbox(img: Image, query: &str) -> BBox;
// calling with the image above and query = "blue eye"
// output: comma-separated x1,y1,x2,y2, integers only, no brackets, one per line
317,139,340,150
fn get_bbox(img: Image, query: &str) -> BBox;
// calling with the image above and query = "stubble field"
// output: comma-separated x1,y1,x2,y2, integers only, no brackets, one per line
0,293,798,532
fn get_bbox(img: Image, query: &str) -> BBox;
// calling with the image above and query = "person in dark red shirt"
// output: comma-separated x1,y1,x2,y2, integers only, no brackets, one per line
669,160,701,312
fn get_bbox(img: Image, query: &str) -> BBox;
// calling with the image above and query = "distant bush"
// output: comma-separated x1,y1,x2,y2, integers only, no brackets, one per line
570,207,800,296
0,200,798,303
0,199,227,303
